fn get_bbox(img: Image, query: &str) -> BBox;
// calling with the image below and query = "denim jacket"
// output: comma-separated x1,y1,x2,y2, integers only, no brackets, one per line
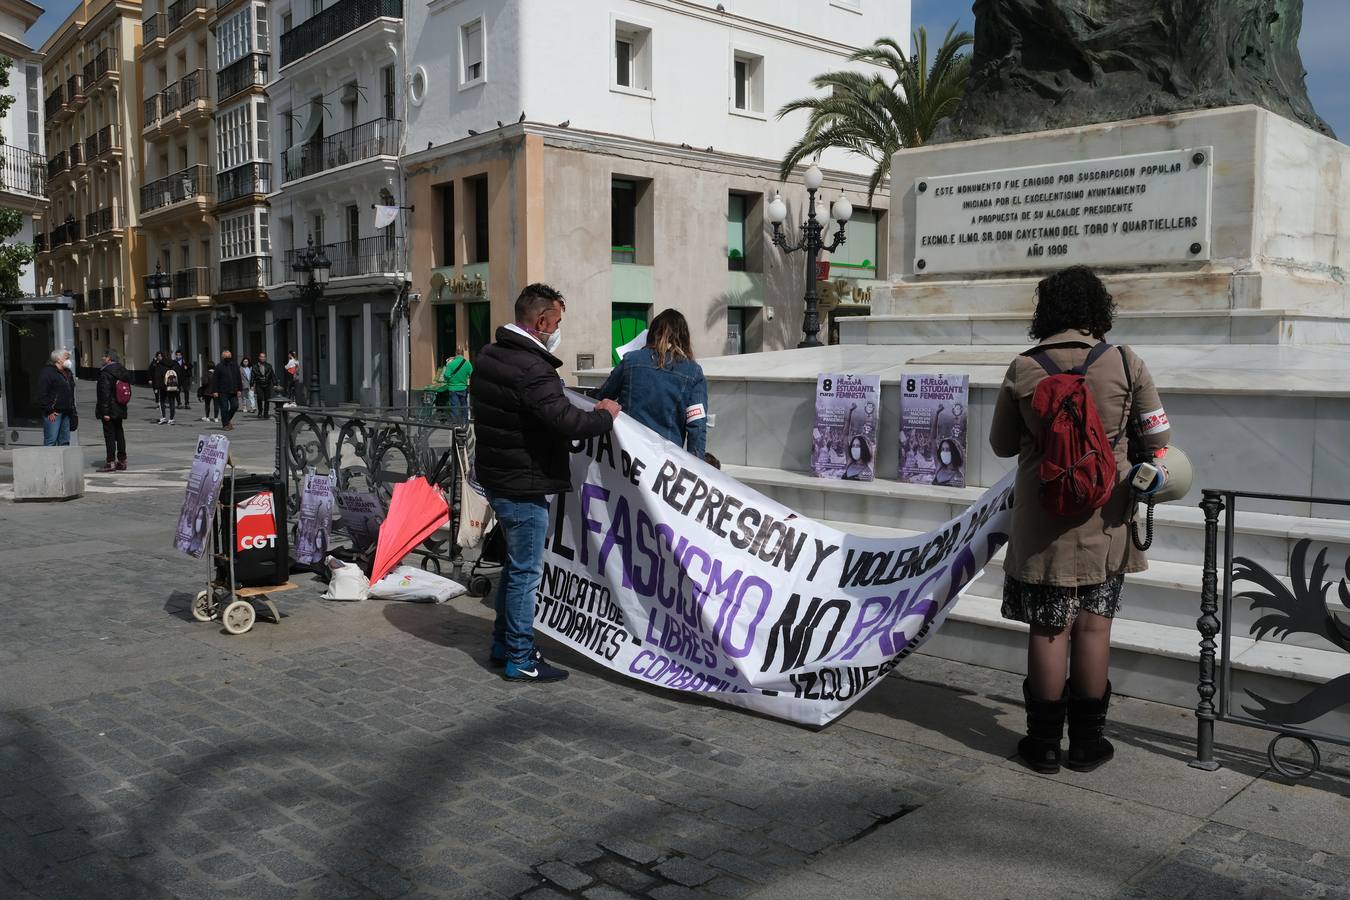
598,348,708,456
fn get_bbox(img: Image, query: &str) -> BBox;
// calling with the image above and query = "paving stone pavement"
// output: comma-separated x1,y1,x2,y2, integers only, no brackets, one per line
1,386,1349,899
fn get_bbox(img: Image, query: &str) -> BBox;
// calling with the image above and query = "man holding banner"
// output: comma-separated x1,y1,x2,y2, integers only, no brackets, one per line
471,284,622,682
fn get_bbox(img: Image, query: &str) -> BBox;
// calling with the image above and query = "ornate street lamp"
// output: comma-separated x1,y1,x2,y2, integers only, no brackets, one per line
292,235,331,407
767,164,853,348
148,262,172,353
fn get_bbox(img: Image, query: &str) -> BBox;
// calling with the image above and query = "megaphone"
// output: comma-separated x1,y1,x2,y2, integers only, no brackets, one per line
1127,445,1192,550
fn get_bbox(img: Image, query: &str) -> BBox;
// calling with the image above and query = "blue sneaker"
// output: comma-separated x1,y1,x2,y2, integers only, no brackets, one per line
504,658,569,682
490,645,542,668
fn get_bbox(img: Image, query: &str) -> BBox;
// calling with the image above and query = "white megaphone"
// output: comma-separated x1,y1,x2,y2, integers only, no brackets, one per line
1127,445,1193,550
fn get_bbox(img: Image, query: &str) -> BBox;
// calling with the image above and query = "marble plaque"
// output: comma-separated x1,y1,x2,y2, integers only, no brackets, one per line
913,148,1213,275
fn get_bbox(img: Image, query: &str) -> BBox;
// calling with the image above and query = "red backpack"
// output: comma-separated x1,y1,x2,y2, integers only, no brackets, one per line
115,379,132,406
1030,342,1124,518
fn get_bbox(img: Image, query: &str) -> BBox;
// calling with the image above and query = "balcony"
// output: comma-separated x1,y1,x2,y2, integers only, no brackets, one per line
282,235,404,281
83,286,120,312
85,207,121,239
168,0,209,34
68,142,85,174
46,151,69,182
220,256,272,294
67,74,86,109
33,233,46,253
144,69,213,138
217,52,268,103
49,219,82,250
282,117,398,183
84,49,119,93
43,85,65,120
216,162,271,205
88,125,123,165
173,266,213,300
0,145,47,210
280,0,402,67
140,164,214,220
144,13,167,50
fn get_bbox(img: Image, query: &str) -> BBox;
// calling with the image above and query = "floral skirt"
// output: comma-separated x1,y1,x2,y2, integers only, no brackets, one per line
1001,574,1124,630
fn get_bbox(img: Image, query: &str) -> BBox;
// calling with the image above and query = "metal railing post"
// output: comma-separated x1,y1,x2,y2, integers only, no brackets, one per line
1191,489,1225,771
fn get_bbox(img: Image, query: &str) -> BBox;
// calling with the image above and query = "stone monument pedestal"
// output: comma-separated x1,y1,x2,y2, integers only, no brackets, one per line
13,446,85,501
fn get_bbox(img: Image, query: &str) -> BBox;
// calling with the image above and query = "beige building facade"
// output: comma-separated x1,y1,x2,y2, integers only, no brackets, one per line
36,0,146,376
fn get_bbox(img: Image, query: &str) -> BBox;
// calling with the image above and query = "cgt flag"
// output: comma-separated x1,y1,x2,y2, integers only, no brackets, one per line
534,393,1013,727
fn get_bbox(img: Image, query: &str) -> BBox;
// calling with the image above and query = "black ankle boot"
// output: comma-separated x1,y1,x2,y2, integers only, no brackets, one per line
1066,681,1115,772
1018,680,1068,774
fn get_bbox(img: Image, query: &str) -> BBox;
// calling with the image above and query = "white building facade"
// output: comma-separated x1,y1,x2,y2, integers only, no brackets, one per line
264,0,406,407
401,0,908,380
0,0,46,296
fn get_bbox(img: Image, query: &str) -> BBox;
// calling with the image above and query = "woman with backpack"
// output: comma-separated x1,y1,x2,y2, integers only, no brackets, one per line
155,351,183,425
989,266,1171,775
198,361,217,422
95,349,131,472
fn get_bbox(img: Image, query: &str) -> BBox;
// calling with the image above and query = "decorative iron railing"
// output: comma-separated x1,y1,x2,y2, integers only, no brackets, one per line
68,143,84,168
173,266,213,298
85,207,117,235
217,52,268,101
282,235,404,279
144,12,167,44
279,0,403,67
282,117,398,182
43,85,64,118
0,145,46,198
1194,488,1350,779
216,162,271,203
168,0,207,33
66,74,84,102
141,164,213,212
220,256,272,292
92,125,120,157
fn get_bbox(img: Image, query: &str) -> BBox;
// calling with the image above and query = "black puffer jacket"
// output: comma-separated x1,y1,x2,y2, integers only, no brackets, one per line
471,326,613,498
95,362,129,419
38,362,75,414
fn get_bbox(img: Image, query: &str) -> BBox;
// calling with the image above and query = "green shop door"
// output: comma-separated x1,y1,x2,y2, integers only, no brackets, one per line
612,303,649,365
467,301,491,359
435,304,458,366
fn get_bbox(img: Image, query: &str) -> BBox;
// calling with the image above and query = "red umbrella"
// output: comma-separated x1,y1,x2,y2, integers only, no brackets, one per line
370,477,449,584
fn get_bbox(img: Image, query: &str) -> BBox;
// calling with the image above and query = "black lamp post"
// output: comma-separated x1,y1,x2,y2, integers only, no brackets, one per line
291,235,331,407
767,164,853,348
147,262,171,353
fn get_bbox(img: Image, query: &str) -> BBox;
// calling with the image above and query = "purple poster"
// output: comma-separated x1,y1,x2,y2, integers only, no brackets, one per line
811,373,881,481
295,472,334,564
899,373,969,487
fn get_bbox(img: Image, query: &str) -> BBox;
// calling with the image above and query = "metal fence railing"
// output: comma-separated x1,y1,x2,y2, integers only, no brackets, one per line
282,117,398,182
279,0,402,67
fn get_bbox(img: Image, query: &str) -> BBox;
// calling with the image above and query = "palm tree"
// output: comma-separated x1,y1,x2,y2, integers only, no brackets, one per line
776,25,974,201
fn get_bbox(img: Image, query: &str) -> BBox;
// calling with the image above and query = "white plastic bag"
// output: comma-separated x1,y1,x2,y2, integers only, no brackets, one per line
369,565,467,604
322,555,370,601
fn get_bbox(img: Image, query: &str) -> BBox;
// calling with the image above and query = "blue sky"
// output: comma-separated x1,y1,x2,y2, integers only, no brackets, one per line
22,0,1350,137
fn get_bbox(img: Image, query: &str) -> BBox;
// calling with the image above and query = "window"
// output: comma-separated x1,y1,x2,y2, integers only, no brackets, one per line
217,9,252,69
438,183,454,266
612,21,651,93
255,5,269,51
259,212,269,254
346,204,359,249
726,308,747,355
25,65,38,153
256,100,269,160
727,194,747,271
216,103,254,172
461,20,484,86
469,175,489,262
826,208,878,276
281,11,292,33
310,0,321,17
312,213,324,248
732,51,764,115
382,66,395,121
611,179,637,263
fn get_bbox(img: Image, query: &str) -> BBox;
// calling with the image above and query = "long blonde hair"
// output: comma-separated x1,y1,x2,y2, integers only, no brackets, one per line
647,308,693,368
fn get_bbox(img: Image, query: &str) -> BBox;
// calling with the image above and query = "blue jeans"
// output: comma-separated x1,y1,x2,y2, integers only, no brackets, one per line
448,390,468,424
218,393,239,426
487,492,550,666
43,413,71,446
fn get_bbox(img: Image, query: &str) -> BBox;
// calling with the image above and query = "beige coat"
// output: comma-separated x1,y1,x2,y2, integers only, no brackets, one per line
989,329,1171,587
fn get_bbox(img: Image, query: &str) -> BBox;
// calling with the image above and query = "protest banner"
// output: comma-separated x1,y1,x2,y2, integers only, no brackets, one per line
335,490,384,552
811,373,882,481
535,394,1012,727
899,374,970,488
295,472,335,564
174,434,230,558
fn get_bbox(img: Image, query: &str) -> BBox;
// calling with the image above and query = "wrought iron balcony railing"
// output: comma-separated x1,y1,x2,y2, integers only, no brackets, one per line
217,52,268,101
141,164,214,212
220,256,272,293
282,117,398,182
85,207,118,236
146,69,208,124
279,0,402,67
43,85,64,118
168,0,207,33
46,151,68,180
173,266,213,298
67,74,84,102
144,12,167,44
217,162,272,204
282,235,404,279
0,145,47,198
68,143,84,168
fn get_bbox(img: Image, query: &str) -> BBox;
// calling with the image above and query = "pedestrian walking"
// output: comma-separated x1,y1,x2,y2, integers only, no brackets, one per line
214,350,244,430
38,348,76,446
597,308,708,457
240,357,256,412
989,265,1171,775
284,351,300,402
175,350,193,411
95,349,130,472
471,283,622,682
156,352,183,425
198,361,217,422
149,351,165,407
253,351,276,417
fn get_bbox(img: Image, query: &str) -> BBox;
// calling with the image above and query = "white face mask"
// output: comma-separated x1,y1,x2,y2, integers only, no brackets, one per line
850,445,862,461
940,451,953,465
542,327,562,354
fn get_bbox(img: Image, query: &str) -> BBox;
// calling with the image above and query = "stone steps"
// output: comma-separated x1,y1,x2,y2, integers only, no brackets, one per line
838,310,1350,346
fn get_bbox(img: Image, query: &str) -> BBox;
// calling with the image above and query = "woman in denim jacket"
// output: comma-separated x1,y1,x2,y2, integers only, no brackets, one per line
598,308,708,456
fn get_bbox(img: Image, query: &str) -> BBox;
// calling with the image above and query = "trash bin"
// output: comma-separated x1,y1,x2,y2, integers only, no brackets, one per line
215,474,289,587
